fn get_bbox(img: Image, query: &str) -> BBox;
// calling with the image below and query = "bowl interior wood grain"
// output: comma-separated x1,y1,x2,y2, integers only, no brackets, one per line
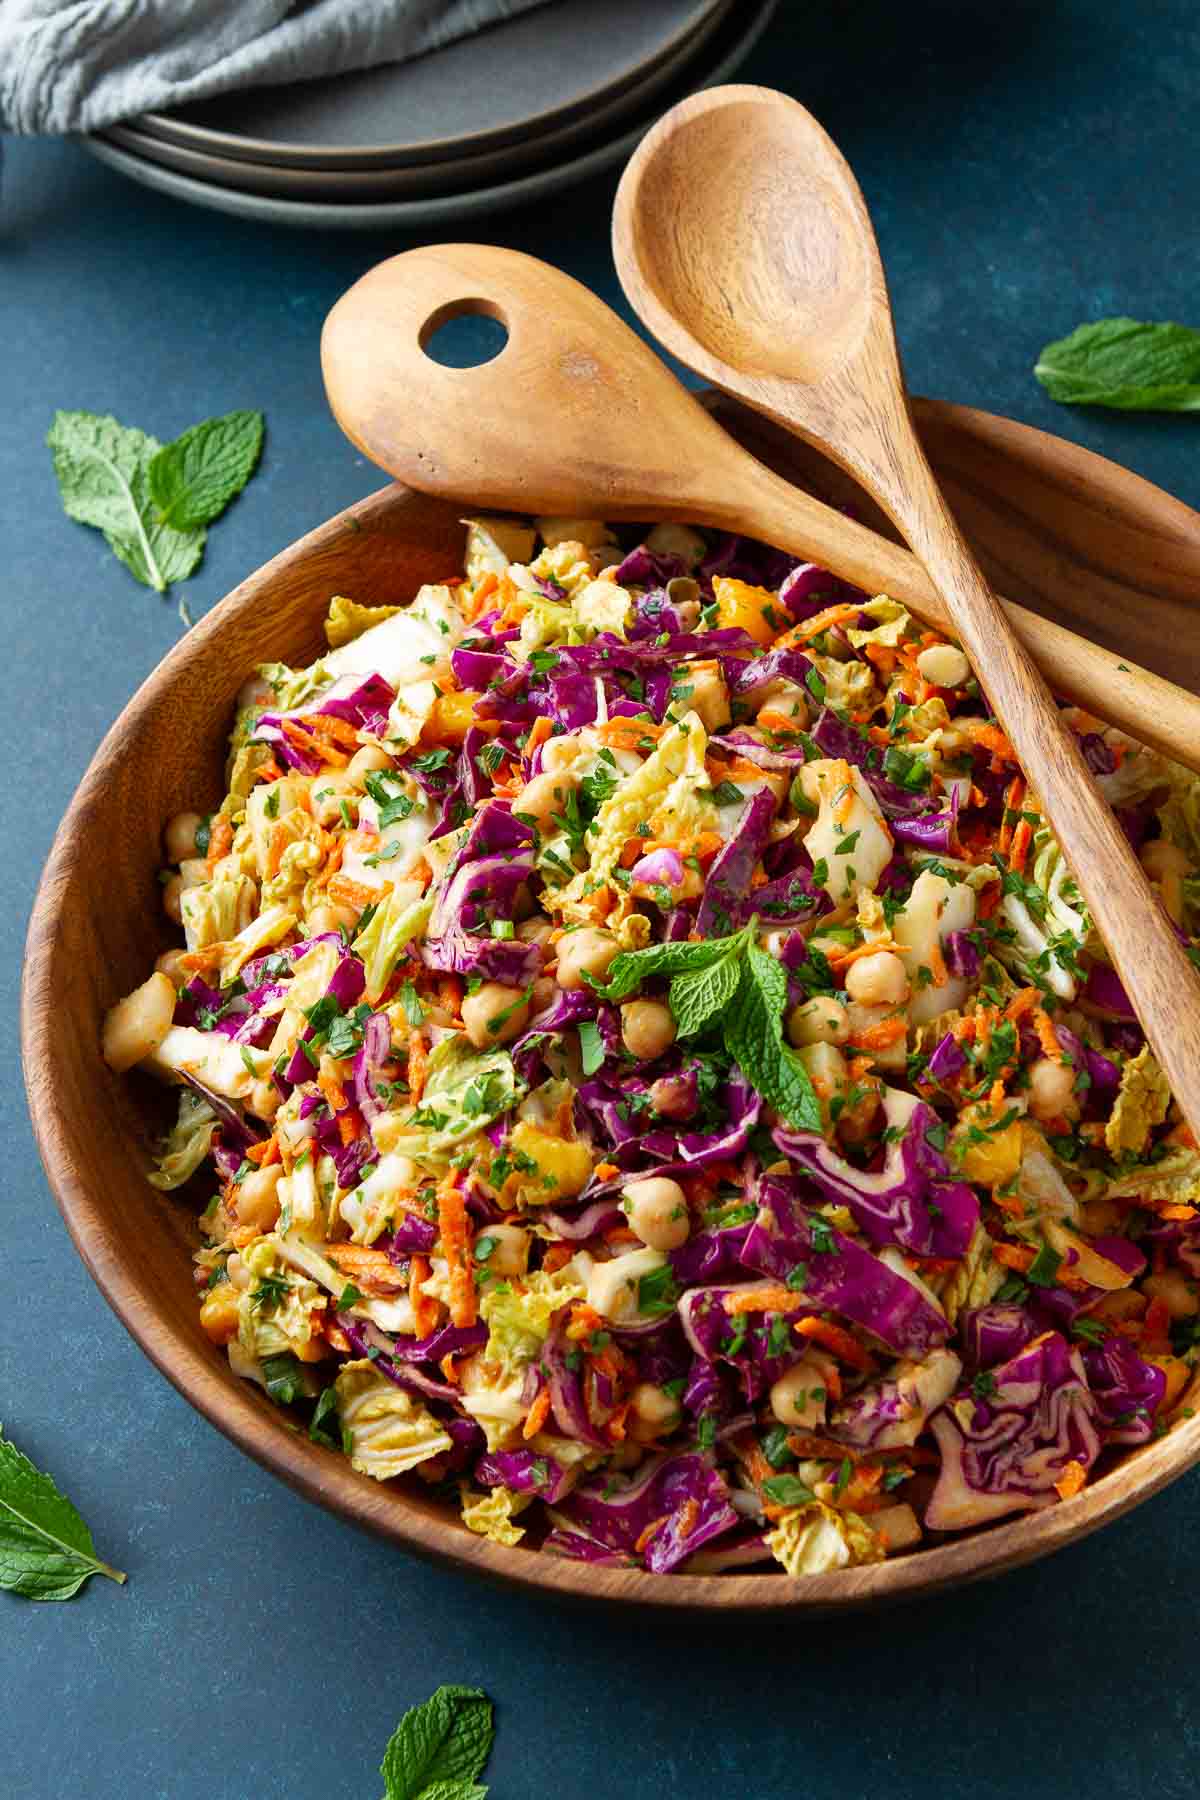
22,396,1200,1610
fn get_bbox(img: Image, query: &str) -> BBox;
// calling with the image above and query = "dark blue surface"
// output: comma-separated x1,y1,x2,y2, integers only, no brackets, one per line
5,5,1200,1795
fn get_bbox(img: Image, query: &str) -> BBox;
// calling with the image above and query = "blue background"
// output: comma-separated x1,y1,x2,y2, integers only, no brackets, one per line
4,4,1200,1795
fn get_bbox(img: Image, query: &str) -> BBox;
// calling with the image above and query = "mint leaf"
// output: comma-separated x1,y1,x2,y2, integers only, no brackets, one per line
577,1018,606,1076
587,931,741,1001
669,941,745,1037
0,1424,126,1600
380,1685,493,1800
47,410,205,592
148,408,264,529
1034,317,1200,411
723,947,821,1133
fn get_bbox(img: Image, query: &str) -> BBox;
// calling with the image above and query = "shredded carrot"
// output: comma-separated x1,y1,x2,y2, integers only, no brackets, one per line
466,571,499,621
1004,987,1039,1023
722,1285,805,1317
967,720,1017,768
321,1315,353,1354
1143,1296,1172,1348
864,642,897,676
1055,1460,1088,1501
634,1516,668,1556
565,1303,606,1342
927,936,949,989
828,937,903,970
605,1402,630,1444
850,1013,909,1051
244,1135,280,1167
774,601,866,648
976,882,1002,921
593,1160,619,1181
325,1243,407,1293
793,1316,873,1370
595,716,666,751
313,839,345,888
436,973,464,1018
757,706,805,735
263,820,291,882
326,873,380,913
522,1388,552,1440
409,1253,440,1339
526,715,555,757
1161,1204,1199,1222
255,756,285,785
1033,1008,1063,1062
407,1031,429,1103
675,1497,700,1541
297,712,360,749
1010,818,1033,875
437,1173,477,1330
205,814,234,870
282,717,349,767
992,1242,1035,1272
177,945,226,973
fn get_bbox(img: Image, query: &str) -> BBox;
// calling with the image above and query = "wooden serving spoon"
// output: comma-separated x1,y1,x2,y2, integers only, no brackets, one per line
612,82,1200,1127
322,234,1200,1131
322,242,1200,771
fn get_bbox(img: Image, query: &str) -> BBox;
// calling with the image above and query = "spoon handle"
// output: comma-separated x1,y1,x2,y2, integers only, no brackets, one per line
884,436,1200,1134
711,455,1200,774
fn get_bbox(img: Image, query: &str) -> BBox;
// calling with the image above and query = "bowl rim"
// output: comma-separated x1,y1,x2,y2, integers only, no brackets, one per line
22,412,1200,1611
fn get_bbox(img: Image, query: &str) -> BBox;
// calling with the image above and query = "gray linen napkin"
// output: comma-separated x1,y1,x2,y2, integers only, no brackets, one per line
0,0,552,134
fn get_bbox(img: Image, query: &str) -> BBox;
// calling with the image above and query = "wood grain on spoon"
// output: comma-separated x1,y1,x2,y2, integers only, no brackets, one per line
612,81,1200,1137
322,242,1200,770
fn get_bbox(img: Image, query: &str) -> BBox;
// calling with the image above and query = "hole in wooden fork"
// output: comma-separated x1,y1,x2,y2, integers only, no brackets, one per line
419,298,509,368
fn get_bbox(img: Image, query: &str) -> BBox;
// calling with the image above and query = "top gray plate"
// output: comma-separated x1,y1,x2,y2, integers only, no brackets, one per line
135,0,724,171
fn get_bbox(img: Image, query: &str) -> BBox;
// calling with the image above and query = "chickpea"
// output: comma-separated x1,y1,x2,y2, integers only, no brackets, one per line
1091,1289,1147,1324
309,771,356,827
540,734,585,776
757,679,810,727
307,901,359,937
845,950,909,1007
629,1381,682,1443
623,1176,690,1251
517,916,554,946
164,810,204,863
514,768,579,835
788,995,849,1049
101,971,176,1072
476,1223,531,1280
1079,1197,1122,1236
198,1281,241,1344
621,998,677,1062
248,1078,282,1123
1026,1056,1080,1122
461,981,530,1048
1143,1269,1200,1319
555,927,619,991
769,1359,828,1428
347,743,394,782
155,947,190,986
916,643,971,689
235,1165,282,1233
226,1253,252,1292
530,975,558,1014
161,872,186,924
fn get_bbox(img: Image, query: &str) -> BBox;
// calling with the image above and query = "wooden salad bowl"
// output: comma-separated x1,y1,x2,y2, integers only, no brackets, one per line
22,393,1200,1611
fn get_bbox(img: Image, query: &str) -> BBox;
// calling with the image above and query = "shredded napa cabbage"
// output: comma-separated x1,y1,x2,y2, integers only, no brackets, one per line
460,1485,532,1547
334,1361,453,1479
766,1502,884,1577
147,1088,218,1191
1105,1045,1171,1157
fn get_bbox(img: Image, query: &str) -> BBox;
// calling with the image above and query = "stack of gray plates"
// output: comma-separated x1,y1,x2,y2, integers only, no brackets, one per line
84,0,776,230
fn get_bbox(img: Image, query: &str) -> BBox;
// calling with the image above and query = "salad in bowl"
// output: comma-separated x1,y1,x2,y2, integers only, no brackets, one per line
102,513,1200,1579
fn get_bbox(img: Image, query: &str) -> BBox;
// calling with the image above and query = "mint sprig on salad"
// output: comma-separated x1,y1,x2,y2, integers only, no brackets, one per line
47,407,264,595
588,919,822,1132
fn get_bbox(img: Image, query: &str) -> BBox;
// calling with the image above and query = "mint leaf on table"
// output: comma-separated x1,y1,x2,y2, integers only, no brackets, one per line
47,409,204,593
723,945,821,1133
380,1684,494,1800
148,408,264,529
0,1424,126,1601
1034,317,1200,411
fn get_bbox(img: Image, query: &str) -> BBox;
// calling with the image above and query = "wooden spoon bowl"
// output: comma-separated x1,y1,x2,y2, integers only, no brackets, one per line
22,394,1200,1611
